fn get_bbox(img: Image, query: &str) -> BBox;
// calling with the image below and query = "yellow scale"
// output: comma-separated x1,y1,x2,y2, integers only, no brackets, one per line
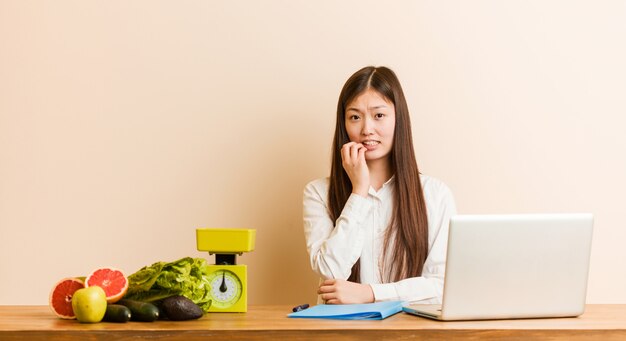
196,228,255,313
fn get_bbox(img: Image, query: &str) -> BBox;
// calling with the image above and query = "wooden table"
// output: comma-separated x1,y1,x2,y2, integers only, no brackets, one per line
1,305,625,340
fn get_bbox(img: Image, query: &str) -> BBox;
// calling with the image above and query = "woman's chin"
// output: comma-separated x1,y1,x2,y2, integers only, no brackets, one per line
364,152,390,162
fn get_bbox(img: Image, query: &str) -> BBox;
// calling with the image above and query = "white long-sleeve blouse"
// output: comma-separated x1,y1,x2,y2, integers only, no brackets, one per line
303,174,457,303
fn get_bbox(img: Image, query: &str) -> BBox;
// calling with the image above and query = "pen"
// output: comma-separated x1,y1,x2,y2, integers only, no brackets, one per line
292,303,310,312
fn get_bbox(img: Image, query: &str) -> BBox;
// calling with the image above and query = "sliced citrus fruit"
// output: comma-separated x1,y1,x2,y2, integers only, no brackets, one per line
49,277,85,319
85,268,129,304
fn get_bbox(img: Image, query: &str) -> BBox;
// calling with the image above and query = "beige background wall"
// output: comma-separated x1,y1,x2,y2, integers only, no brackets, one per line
1,0,625,305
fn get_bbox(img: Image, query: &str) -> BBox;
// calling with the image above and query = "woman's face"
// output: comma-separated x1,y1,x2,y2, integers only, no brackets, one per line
344,89,396,162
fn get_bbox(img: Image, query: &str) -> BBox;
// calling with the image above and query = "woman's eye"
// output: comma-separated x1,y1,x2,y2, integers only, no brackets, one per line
375,113,385,119
348,115,360,121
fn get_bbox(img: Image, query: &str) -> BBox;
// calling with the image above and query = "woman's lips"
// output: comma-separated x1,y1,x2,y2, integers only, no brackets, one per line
362,140,380,151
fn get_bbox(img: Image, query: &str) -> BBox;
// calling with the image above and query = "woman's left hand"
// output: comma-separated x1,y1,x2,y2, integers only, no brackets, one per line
317,279,374,304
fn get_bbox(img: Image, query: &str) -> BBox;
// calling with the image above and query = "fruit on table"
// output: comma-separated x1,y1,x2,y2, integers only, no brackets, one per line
85,267,128,304
103,304,132,323
72,286,108,323
118,299,160,322
49,277,85,319
161,295,204,321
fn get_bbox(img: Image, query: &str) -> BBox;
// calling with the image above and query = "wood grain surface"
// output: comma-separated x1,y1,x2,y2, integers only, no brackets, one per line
1,305,625,340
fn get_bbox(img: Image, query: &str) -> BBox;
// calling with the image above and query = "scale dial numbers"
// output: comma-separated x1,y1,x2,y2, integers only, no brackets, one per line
207,269,243,309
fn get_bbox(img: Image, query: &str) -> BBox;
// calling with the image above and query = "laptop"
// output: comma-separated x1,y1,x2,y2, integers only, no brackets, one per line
403,213,594,321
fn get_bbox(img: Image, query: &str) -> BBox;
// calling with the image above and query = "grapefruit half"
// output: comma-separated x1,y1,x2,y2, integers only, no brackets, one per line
85,267,129,304
49,277,85,319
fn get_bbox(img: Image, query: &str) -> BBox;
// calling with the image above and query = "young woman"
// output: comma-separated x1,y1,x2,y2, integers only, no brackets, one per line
303,66,457,304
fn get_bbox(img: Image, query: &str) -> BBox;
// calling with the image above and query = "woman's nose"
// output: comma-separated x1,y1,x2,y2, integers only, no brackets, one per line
361,118,374,135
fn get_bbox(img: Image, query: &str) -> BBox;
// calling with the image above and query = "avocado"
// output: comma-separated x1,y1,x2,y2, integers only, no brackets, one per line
161,295,203,321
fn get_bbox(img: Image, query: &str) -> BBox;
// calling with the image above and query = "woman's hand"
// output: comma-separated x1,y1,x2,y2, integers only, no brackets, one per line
317,279,374,304
341,142,369,197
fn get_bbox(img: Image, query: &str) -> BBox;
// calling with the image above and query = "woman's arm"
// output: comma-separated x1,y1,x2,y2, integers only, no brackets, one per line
303,179,373,280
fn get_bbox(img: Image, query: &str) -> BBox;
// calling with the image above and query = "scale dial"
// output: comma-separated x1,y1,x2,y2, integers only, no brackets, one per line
207,269,243,309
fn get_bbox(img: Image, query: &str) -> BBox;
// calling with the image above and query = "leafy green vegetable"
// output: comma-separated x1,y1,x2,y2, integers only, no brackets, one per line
124,257,212,312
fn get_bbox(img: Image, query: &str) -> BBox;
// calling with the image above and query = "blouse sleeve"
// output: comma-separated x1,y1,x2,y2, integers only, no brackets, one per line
369,179,457,303
302,180,374,280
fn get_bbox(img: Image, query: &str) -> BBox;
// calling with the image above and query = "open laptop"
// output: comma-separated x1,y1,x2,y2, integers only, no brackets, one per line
403,213,594,321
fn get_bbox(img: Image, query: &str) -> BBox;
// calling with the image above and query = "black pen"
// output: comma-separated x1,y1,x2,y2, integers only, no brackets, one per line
292,303,310,312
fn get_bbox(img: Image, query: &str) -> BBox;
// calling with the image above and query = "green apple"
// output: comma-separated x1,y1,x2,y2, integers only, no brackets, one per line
71,286,107,323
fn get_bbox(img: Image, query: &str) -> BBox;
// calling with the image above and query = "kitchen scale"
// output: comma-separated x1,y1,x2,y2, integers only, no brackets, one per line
196,228,256,313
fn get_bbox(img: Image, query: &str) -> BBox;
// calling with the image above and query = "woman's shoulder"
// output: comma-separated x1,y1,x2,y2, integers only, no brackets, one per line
305,176,329,188
420,174,454,199
304,177,330,196
420,174,457,220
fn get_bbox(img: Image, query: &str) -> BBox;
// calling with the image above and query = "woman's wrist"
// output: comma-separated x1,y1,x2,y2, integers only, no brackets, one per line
352,187,369,197
365,284,375,303
351,182,369,197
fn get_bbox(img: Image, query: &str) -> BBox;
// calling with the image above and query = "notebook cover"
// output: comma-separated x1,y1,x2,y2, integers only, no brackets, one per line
287,301,403,320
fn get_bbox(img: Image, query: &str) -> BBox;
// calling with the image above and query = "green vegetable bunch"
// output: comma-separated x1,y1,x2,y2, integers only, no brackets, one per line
124,257,212,312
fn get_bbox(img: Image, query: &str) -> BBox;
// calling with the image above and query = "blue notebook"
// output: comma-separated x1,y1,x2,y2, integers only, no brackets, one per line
287,301,404,320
